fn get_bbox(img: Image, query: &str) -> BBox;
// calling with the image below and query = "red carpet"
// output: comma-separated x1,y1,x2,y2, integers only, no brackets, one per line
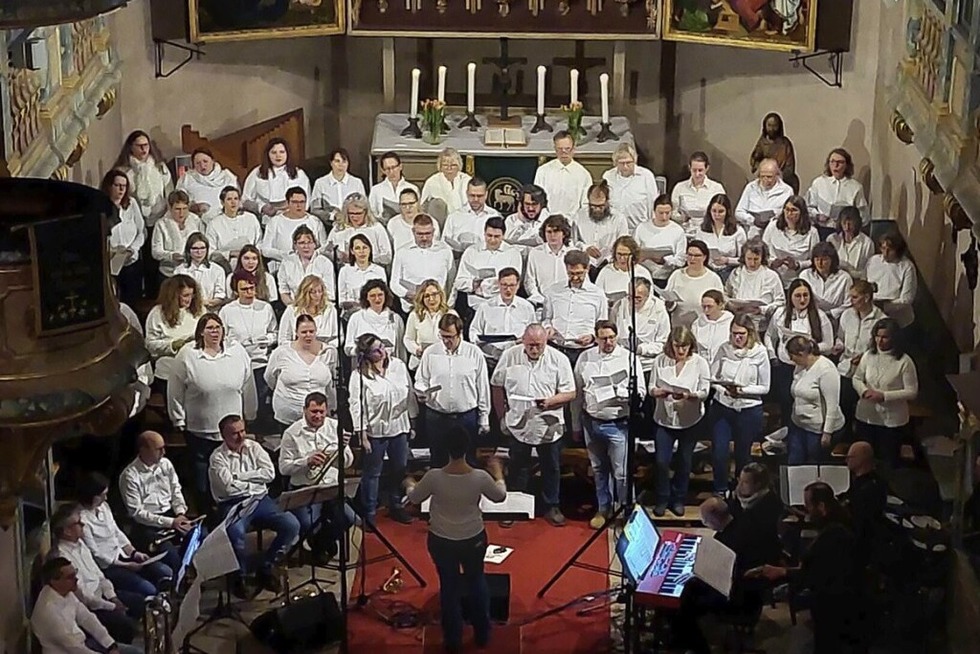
347,516,614,653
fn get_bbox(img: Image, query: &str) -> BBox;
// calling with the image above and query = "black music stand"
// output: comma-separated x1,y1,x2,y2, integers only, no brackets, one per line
278,482,353,597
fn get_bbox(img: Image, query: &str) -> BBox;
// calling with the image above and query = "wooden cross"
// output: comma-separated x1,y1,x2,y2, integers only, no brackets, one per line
551,41,606,101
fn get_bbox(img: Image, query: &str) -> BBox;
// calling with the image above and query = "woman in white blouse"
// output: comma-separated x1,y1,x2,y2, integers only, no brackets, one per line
259,187,327,271
176,148,239,222
279,275,339,347
345,279,407,362
404,280,458,370
278,225,336,305
524,214,577,304
866,229,917,328
691,289,734,367
221,269,279,414
596,235,653,300
227,244,279,304
633,194,688,286
242,137,311,220
310,147,366,221
326,194,393,266
152,190,203,279
205,186,263,267
648,326,710,517
709,314,771,495
266,314,338,429
338,234,387,314
833,280,887,432
852,318,918,465
613,277,671,372
697,194,746,282
664,239,724,328
420,148,472,216
766,278,834,424
173,232,226,308
799,241,853,320
113,130,173,229
827,207,874,279
102,170,145,306
804,148,869,240
168,312,257,503
144,274,204,383
724,238,785,333
349,332,417,526
786,336,844,465
762,195,820,287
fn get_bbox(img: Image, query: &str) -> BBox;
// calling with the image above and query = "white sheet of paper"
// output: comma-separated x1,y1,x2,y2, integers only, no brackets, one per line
817,465,851,496
192,524,240,581
109,251,129,276
132,552,168,568
727,298,765,311
484,544,515,565
172,579,203,646
594,369,629,387
420,491,535,518
654,288,683,304
777,326,811,342
693,536,736,599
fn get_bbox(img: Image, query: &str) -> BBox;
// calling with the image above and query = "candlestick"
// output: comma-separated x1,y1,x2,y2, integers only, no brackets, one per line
466,62,476,113
596,120,616,143
400,116,422,139
437,65,447,103
409,68,420,118
570,68,579,105
599,72,610,124
536,65,546,115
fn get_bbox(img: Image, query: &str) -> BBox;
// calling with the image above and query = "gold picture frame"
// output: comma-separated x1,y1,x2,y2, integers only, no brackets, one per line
188,0,345,43
663,0,819,53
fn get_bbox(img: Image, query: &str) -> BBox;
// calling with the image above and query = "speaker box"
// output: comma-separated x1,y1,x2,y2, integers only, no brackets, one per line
815,0,853,53
461,573,511,623
250,593,343,653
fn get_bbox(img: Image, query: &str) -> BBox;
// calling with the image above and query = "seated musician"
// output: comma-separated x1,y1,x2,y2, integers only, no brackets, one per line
118,431,192,572
729,462,784,566
208,414,300,596
842,441,888,566
278,392,355,565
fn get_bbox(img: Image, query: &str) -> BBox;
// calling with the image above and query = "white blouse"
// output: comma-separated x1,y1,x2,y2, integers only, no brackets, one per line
109,202,146,266
835,305,887,377
242,165,311,212
369,178,420,221
632,220,688,280
798,268,853,319
173,261,227,303
404,309,455,370
277,304,339,347
326,223,393,266
265,343,337,425
421,171,472,214
866,255,917,328
691,310,735,367
790,356,845,435
827,232,874,279
724,265,785,319
664,268,724,328
226,270,279,303
345,308,407,362
176,165,239,222
648,353,711,429
277,252,337,302
260,214,328,266
698,225,747,271
167,342,257,437
144,306,199,381
219,299,278,368
766,306,835,365
761,221,820,287
670,177,727,236
612,296,671,369
151,214,204,277
595,264,653,299
348,358,417,438
310,172,366,215
205,212,263,263
337,263,387,309
603,165,661,231
804,175,869,227
852,351,919,427
524,244,575,304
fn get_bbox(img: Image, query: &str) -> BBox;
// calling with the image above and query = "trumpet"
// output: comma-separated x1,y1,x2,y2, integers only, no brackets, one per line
307,447,341,485
381,567,403,594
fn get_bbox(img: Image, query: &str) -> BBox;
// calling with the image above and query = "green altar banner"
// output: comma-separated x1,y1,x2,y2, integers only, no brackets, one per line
474,156,540,216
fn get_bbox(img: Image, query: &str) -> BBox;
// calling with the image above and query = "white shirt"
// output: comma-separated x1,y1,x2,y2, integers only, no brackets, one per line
176,165,239,222
277,252,337,301
805,175,869,227
220,299,278,368
345,308,406,362
53,540,116,612
734,179,794,238
762,221,821,286
349,357,417,438
279,417,355,488
571,209,630,267
648,353,711,429
404,309,454,370
455,242,523,306
604,165,661,231
524,243,575,303
698,225,747,271
109,202,145,265
226,270,279,303
724,265,786,324
533,158,593,218
827,232,874,278
369,178,420,220
766,306,835,365
242,165,311,212
390,242,455,311
421,172,472,214
691,310,735,367
337,263,387,309
167,342,257,437
632,220,688,280
443,204,501,253
573,345,645,422
260,213,328,265
835,306,887,376
151,214,204,277
670,177,727,236
791,356,845,434
326,223,393,266
866,255,917,327
209,439,276,502
265,343,337,425
144,306,199,381
173,261,227,302
491,344,576,445
504,210,549,256
277,304,339,347
119,456,188,529
853,351,919,427
388,214,442,251
416,340,491,429
205,212,263,263
595,264,652,299
799,268,853,318
711,342,771,411
469,295,537,357
32,585,113,654
612,296,671,368
79,504,131,568
665,268,725,328
542,281,609,341
310,172,366,215
124,157,173,227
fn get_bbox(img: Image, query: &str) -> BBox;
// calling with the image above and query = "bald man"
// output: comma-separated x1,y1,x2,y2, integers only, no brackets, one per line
734,157,793,238
118,431,191,570
843,441,887,565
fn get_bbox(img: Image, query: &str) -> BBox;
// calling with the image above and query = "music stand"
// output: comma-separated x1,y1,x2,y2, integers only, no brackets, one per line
277,482,353,597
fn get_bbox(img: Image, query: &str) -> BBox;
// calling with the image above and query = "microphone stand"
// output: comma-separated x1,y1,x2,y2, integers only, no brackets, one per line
332,248,352,654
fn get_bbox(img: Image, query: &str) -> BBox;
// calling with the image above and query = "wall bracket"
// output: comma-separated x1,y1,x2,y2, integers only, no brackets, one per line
788,49,845,88
153,38,204,79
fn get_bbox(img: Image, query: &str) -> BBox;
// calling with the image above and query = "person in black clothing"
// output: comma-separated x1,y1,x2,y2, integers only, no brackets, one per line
729,462,785,566
842,441,888,566
749,481,866,654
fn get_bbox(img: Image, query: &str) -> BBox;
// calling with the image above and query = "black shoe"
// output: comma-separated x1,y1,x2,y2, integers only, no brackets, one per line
314,540,339,566
670,503,686,517
256,568,282,594
389,507,414,524
229,573,248,600
653,503,667,517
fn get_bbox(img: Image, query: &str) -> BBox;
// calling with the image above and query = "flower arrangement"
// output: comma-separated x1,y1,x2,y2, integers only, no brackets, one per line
561,101,586,143
420,98,447,144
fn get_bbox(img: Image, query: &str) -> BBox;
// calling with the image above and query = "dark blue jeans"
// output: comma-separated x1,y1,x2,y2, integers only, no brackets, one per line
186,433,222,510
361,433,410,520
426,407,479,468
855,421,904,467
582,414,629,511
220,494,300,572
788,425,823,465
104,560,173,602
290,493,356,544
508,436,563,509
427,530,491,649
710,403,764,494
654,424,700,505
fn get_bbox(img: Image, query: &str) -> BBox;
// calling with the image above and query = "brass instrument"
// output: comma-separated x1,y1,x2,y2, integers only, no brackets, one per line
143,591,174,654
381,567,403,594
307,446,341,485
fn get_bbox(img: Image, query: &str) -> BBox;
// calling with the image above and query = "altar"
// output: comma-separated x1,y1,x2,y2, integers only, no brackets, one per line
370,112,634,215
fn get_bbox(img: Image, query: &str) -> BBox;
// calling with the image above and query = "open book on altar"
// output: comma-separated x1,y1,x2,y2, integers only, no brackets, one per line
484,128,527,148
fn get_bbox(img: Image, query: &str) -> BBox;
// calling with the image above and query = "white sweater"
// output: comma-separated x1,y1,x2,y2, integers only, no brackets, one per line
852,351,918,427
790,356,844,434
151,214,204,277
798,268,853,319
665,268,724,328
691,310,735,367
167,342,257,437
711,342,771,411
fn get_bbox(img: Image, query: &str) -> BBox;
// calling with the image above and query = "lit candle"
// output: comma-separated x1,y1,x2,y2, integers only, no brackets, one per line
570,68,579,105
410,68,420,118
437,65,447,103
537,65,546,115
466,62,476,113
599,72,610,123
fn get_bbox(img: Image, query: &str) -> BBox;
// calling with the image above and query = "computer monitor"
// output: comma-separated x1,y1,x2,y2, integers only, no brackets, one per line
174,523,204,590
615,505,661,586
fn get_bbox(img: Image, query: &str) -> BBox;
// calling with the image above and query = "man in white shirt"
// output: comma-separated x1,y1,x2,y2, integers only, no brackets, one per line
279,392,355,564
542,250,609,364
390,214,456,312
454,216,523,314
50,505,136,645
469,267,536,361
602,143,660,231
31,557,141,654
670,151,726,236
533,131,593,218
369,152,420,221
416,314,491,467
491,324,577,527
208,414,300,594
443,178,501,255
572,321,645,529
735,158,793,239
388,188,441,251
504,184,550,257
572,181,629,271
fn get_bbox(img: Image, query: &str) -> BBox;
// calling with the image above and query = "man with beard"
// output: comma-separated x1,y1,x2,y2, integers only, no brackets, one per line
571,181,629,278
504,184,550,257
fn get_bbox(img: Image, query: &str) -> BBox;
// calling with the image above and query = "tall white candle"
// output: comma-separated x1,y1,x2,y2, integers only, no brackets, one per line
570,68,579,105
466,62,476,113
410,68,420,118
599,73,610,123
537,65,546,115
437,65,447,103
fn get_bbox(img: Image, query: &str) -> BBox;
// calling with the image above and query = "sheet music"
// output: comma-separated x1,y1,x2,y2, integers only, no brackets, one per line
484,544,515,564
127,552,168,568
726,298,765,311
191,524,239,581
780,465,850,505
420,491,534,518
638,246,675,260
777,326,811,342
594,369,629,387
693,536,736,599
465,262,497,280
749,210,775,227
652,287,683,303
818,465,851,496
109,250,129,276
172,578,203,646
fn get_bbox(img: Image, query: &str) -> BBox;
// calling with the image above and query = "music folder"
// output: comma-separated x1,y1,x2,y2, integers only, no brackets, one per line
779,465,850,506
419,491,534,521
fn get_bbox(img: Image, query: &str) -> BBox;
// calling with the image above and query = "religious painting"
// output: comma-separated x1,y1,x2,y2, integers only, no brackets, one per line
663,0,819,52
188,0,345,43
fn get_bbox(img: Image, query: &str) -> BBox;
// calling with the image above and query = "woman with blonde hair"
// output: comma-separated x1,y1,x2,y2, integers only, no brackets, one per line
326,193,393,265
404,280,458,370
278,274,338,347
226,244,278,303
144,274,204,382
421,147,472,216
266,314,338,429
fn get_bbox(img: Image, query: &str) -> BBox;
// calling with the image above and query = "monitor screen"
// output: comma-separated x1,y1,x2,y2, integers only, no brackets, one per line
175,523,204,590
616,505,661,585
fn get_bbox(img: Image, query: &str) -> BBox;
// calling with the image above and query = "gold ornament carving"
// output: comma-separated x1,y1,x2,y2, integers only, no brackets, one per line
943,193,971,231
8,69,43,162
891,111,914,145
918,158,942,194
97,88,116,117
